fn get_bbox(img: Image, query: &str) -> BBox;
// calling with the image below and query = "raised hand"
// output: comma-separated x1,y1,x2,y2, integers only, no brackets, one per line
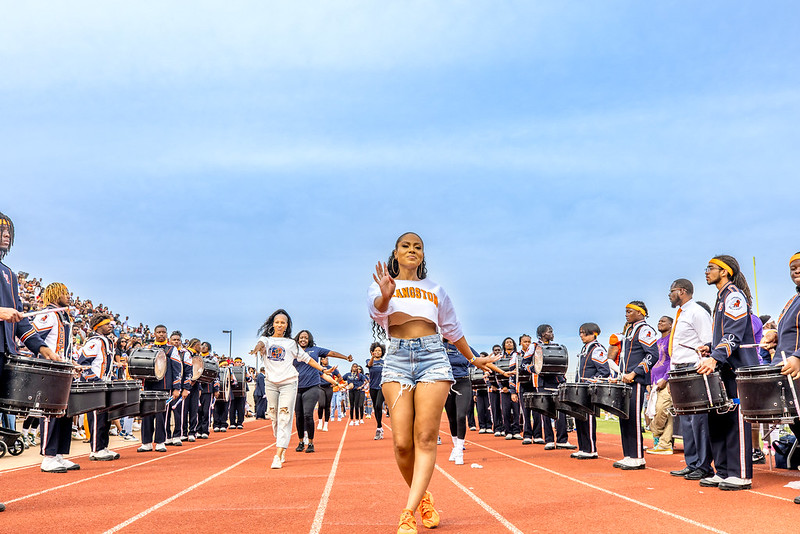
373,261,396,300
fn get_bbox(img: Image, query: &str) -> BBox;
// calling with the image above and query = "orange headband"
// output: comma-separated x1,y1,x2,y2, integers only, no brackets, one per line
92,318,111,331
626,303,647,317
790,253,800,265
709,258,734,276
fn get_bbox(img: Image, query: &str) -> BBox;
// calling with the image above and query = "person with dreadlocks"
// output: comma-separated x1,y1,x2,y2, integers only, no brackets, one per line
251,309,332,469
77,313,120,461
368,232,498,534
696,255,759,490
32,282,82,472
614,301,658,470
0,212,60,510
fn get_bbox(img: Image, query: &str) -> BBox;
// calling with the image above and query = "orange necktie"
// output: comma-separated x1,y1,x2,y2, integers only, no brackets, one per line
668,307,682,356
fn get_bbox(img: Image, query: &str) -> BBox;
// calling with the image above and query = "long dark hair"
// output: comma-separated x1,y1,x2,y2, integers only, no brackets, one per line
258,309,293,338
0,211,15,261
712,254,753,304
501,336,517,354
295,329,315,347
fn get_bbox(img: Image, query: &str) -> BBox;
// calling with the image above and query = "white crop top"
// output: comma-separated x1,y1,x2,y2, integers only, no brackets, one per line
367,278,463,341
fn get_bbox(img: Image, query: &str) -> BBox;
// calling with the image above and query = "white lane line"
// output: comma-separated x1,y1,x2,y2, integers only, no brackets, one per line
469,440,729,534
308,424,349,534
104,445,272,533
6,426,267,504
435,465,524,534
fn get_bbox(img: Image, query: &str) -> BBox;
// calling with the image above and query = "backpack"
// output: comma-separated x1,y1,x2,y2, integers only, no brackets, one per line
772,435,800,470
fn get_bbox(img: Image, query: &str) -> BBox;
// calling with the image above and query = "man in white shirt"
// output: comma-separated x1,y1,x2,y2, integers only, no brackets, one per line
666,278,714,481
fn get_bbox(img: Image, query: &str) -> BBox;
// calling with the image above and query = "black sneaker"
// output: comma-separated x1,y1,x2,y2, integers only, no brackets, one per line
752,449,766,464
295,442,305,452
305,443,315,453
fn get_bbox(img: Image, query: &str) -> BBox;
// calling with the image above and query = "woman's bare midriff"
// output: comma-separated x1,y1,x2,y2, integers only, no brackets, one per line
387,317,437,339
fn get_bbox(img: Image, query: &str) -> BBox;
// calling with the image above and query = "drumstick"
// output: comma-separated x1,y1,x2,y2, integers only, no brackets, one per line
781,351,800,413
738,343,769,349
21,306,69,318
678,343,701,352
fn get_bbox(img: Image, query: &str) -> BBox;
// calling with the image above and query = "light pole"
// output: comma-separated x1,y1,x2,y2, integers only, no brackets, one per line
222,329,232,360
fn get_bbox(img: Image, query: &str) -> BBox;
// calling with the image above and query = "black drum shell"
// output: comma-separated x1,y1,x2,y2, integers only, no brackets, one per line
138,391,169,417
469,367,487,390
105,382,129,411
197,357,219,384
668,368,728,414
117,380,141,406
230,366,247,397
494,359,512,388
557,383,597,416
66,381,108,417
0,355,74,416
108,402,140,420
536,344,569,376
590,383,631,420
736,365,800,423
522,391,557,419
127,348,167,381
556,399,588,421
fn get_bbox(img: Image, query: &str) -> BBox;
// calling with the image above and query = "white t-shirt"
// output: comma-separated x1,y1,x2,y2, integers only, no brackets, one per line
367,278,463,341
256,336,313,385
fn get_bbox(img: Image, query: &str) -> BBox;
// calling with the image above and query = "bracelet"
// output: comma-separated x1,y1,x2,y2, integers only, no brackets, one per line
467,356,476,364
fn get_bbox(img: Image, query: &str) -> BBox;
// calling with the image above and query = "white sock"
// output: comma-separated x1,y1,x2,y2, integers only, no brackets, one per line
455,438,465,452
451,435,457,447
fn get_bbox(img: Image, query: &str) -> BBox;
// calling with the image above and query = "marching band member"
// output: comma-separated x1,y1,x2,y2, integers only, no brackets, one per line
33,282,80,473
197,341,217,438
615,301,658,470
762,251,800,503
572,323,610,459
517,334,544,444
166,330,189,445
183,338,202,441
697,256,759,490
473,352,493,434
138,325,182,452
486,344,504,436
230,357,248,429
78,313,119,461
213,358,231,432
1,212,59,512
498,337,521,440
531,325,575,450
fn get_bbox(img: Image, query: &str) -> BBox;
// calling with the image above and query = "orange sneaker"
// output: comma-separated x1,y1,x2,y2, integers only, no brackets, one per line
397,509,417,534
417,491,440,529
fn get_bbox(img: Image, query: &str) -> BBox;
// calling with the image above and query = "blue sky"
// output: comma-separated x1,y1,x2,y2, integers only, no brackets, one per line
2,2,798,369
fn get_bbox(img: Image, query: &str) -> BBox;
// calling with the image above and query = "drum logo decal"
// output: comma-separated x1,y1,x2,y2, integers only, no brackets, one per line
268,346,286,361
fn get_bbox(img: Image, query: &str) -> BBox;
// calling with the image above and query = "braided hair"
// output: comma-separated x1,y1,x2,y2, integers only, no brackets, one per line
712,254,753,304
258,308,293,338
42,282,69,306
0,211,15,261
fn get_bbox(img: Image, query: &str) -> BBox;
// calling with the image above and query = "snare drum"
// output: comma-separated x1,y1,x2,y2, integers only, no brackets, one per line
534,344,569,376
105,380,129,411
590,383,632,419
138,391,170,417
668,367,731,415
736,365,800,423
127,348,167,381
0,354,74,416
230,366,246,397
494,359,512,388
522,391,557,419
469,367,487,390
557,383,596,416
194,357,219,384
107,380,142,420
66,381,108,417
556,398,588,421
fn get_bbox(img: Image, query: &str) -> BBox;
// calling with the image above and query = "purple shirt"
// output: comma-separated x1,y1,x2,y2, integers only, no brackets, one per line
651,335,671,385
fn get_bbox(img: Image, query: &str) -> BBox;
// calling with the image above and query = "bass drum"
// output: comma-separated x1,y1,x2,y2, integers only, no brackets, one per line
591,383,631,420
0,354,74,416
219,367,232,402
230,366,246,397
469,367,487,390
668,367,730,415
194,356,219,384
534,344,569,376
736,365,800,423
127,348,167,381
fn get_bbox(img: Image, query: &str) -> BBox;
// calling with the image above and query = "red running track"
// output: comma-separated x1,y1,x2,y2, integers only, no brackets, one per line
1,417,798,533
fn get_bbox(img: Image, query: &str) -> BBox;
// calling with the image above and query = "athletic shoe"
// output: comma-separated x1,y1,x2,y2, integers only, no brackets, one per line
437,436,442,445
22,435,29,449
513,433,523,440
417,491,440,529
180,435,187,440
132,422,141,431
494,431,502,437
752,449,766,464
172,439,183,447
305,443,315,453
619,458,646,470
322,422,328,432
478,429,487,434
296,442,305,452
109,427,119,436
56,455,80,470
123,434,138,442
449,446,458,461
505,434,513,440
200,434,209,439
213,427,220,432
469,426,477,431
612,457,631,468
646,443,673,455
41,456,68,473
155,444,167,453
270,455,282,469
89,450,115,461
360,420,365,425
397,509,417,534
104,448,121,460
522,438,532,445
699,475,723,487
137,444,153,453
577,452,598,460
719,477,752,491
544,442,556,450
349,421,354,426
237,425,243,429
556,442,577,450
317,420,324,430
374,429,384,440
533,438,545,444
570,451,582,458
220,427,227,433
454,451,464,465
794,495,800,504
187,435,196,442
0,503,5,513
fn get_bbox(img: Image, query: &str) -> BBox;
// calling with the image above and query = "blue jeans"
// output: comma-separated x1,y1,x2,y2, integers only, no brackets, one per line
381,334,454,388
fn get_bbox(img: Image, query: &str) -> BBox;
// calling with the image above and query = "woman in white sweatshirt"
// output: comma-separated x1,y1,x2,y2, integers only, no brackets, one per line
251,308,330,469
368,232,498,534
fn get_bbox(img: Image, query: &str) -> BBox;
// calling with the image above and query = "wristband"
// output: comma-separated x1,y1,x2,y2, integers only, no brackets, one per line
467,356,476,364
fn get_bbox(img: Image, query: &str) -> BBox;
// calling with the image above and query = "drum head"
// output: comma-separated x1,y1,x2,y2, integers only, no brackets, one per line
191,355,204,381
153,350,167,380
222,370,232,402
533,346,544,375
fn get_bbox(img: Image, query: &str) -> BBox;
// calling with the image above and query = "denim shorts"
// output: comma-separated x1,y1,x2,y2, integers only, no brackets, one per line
381,334,454,388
